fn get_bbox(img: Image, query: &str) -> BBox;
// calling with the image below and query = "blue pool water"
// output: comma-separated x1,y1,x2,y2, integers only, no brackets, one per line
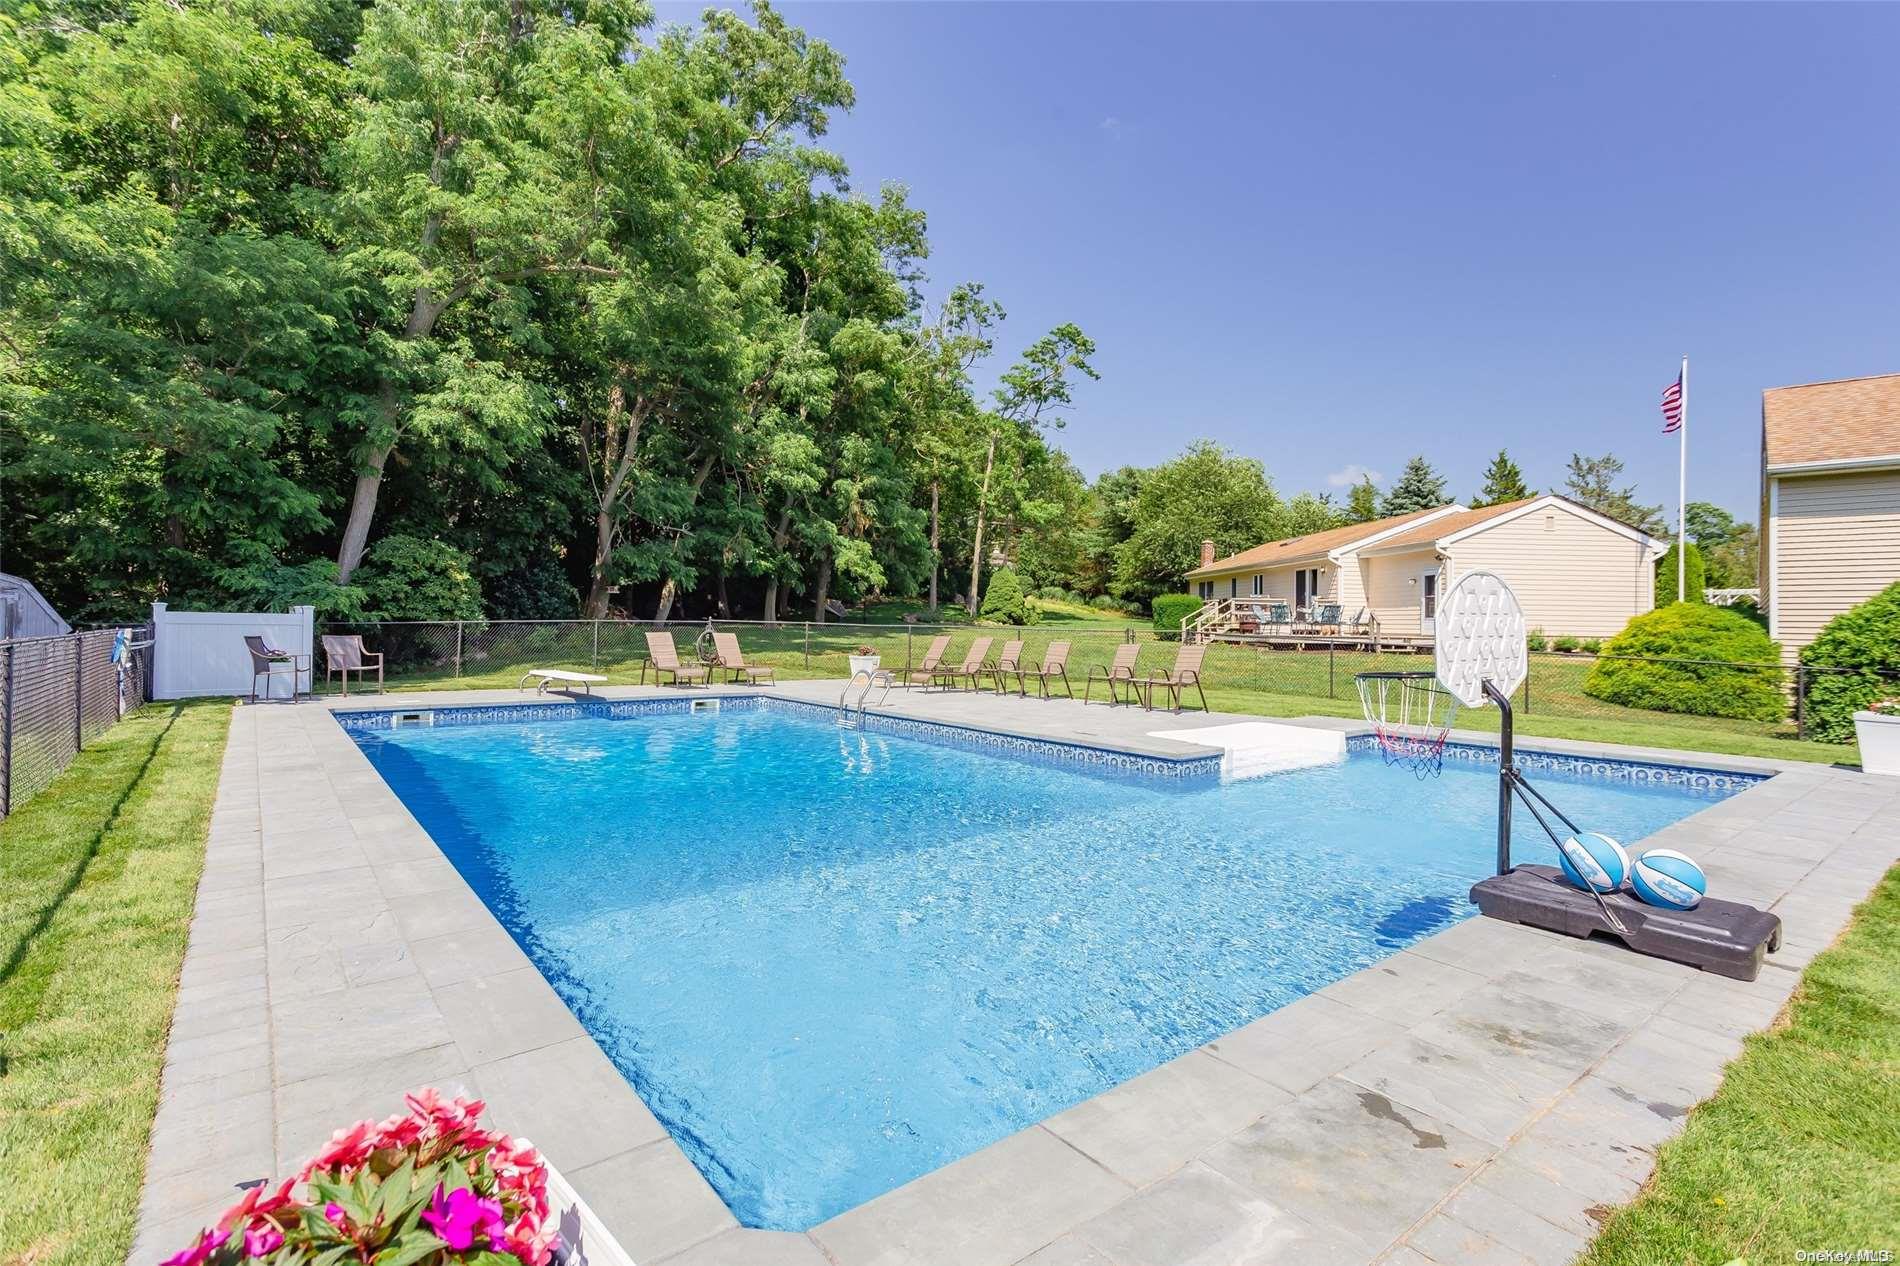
349,702,1748,1230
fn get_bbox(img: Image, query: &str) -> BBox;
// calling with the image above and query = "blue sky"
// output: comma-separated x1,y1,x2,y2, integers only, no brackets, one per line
659,2,1900,521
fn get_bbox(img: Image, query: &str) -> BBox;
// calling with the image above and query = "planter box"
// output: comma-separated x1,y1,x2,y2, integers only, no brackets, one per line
1854,710,1900,777
848,654,881,677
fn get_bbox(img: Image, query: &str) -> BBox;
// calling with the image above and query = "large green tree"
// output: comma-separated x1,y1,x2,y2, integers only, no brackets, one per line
1471,449,1530,507
1560,452,1665,535
1112,441,1283,607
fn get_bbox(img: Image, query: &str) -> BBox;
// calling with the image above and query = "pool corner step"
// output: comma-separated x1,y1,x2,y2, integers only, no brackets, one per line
1147,721,1347,781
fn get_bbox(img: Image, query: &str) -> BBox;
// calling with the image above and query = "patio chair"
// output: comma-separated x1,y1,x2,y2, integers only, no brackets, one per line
1017,640,1074,699
1237,603,1268,634
1312,603,1343,632
1084,643,1142,705
321,634,384,697
1266,601,1292,630
1138,644,1210,713
903,634,953,686
243,635,308,703
640,630,709,687
931,637,993,691
711,631,776,685
987,639,1025,693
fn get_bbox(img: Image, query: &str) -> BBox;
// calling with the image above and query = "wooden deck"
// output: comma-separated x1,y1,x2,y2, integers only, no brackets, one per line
1199,629,1434,653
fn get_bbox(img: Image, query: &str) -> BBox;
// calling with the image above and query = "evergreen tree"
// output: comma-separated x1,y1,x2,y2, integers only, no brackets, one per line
1345,476,1380,524
1379,456,1450,517
1472,450,1531,507
1560,453,1665,535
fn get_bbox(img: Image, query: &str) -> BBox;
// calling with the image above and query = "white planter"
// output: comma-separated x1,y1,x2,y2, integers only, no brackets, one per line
1854,710,1900,776
848,654,881,677
542,1153,637,1266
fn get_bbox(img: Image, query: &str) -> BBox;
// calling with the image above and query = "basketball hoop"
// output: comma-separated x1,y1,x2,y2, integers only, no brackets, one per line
1356,671,1459,777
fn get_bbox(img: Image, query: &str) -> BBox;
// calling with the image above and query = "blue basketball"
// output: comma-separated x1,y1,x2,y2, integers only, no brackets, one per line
1557,832,1630,894
1630,848,1707,910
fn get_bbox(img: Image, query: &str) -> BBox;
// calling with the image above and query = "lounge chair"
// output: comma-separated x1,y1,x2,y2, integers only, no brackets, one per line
1138,644,1210,713
243,635,308,703
711,631,775,685
640,631,709,687
1084,643,1141,705
903,634,953,686
987,639,1025,693
931,636,993,691
519,668,608,695
321,634,384,697
1017,640,1074,699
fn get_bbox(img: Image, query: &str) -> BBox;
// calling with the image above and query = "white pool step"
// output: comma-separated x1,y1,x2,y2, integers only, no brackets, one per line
1147,721,1347,781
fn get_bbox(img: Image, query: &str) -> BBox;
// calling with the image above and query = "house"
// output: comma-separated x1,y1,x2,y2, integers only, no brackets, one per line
1760,372,1900,662
1185,493,1662,639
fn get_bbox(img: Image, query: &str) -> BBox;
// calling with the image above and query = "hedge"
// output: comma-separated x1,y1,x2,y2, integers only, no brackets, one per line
1654,542,1707,606
1799,581,1900,743
1582,603,1785,722
1152,593,1203,641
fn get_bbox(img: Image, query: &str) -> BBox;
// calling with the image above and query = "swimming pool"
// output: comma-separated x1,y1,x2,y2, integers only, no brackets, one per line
343,699,1755,1230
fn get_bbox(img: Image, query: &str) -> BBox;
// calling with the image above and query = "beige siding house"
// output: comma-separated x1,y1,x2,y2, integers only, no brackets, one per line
1761,373,1900,662
1186,494,1661,639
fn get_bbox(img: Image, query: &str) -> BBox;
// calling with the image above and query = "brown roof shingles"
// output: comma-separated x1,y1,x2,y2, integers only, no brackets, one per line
1763,373,1900,468
1186,505,1455,577
1356,496,1539,552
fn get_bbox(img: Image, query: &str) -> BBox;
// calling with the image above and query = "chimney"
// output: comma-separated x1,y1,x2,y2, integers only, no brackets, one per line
1200,539,1216,569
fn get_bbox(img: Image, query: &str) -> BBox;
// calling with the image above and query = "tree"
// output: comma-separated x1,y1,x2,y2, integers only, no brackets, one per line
979,567,1029,624
1112,441,1283,607
1560,453,1665,535
1655,542,1707,605
1344,476,1380,524
1283,492,1343,537
1380,456,1450,517
1685,501,1759,590
1471,450,1530,507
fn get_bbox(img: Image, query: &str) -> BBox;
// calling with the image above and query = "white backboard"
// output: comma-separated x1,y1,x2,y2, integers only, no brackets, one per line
1434,570,1527,708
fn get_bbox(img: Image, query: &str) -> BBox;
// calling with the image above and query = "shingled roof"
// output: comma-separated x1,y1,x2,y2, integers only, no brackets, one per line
1186,505,1456,577
1763,373,1900,469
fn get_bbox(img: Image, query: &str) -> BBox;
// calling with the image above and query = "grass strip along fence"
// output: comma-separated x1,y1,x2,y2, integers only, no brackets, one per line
317,618,1860,764
0,700,232,1266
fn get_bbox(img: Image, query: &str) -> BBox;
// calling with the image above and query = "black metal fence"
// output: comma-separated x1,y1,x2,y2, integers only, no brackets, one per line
314,617,1898,746
0,626,152,819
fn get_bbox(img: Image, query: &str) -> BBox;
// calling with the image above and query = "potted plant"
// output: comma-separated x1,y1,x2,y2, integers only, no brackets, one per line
162,1089,631,1266
1854,698,1900,776
848,644,880,676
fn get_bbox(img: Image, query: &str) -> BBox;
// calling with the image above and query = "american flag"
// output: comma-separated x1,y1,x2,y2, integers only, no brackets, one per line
1661,371,1684,433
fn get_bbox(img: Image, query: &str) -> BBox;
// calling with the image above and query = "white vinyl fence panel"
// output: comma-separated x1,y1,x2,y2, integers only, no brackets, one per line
152,602,314,699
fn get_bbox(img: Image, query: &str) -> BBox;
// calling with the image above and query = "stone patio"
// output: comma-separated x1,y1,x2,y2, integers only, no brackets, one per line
129,681,1900,1266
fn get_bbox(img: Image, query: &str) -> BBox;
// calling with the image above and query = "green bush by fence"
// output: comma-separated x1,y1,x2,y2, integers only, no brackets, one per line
1799,581,1900,743
1151,594,1202,641
1582,604,1784,721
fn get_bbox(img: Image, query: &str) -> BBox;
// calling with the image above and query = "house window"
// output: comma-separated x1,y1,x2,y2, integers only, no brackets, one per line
1229,578,1238,598
1295,567,1321,607
1251,573,1264,596
1197,580,1214,600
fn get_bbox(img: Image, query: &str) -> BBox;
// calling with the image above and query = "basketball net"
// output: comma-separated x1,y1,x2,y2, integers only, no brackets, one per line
1356,672,1459,778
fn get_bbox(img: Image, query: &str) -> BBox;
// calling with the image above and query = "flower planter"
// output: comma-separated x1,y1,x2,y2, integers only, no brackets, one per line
541,1153,636,1266
848,653,881,677
1854,710,1900,776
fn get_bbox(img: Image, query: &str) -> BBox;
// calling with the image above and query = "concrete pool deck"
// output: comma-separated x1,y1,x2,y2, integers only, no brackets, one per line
130,682,1899,1266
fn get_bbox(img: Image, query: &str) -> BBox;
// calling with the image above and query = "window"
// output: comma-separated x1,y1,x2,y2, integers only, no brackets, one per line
1229,578,1239,598
1197,580,1214,600
1295,567,1321,607
1251,573,1264,597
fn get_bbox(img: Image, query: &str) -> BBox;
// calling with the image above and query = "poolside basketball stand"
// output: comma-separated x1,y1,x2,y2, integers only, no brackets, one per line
1463,630,1781,981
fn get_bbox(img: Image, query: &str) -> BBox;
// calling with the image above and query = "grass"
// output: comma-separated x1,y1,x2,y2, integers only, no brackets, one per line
854,595,1146,627
0,701,233,1266
1578,863,1900,1265
334,623,1855,766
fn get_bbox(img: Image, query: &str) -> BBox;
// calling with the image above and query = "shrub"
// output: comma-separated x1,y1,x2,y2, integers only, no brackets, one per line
979,567,1030,625
1582,604,1784,721
1798,581,1900,743
1655,541,1707,606
1526,628,1549,652
1151,593,1203,641
1553,635,1580,653
1579,638,1602,654
165,1089,558,1266
1035,584,1067,600
1089,594,1121,611
358,536,484,621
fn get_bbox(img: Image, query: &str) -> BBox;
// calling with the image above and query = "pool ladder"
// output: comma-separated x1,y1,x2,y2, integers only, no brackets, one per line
838,668,895,728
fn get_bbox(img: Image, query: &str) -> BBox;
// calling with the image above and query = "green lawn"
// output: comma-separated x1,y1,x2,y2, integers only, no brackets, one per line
336,625,1855,766
1579,863,1900,1265
0,701,232,1266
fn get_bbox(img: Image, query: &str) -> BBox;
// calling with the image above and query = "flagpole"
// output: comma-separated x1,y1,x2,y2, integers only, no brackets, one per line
1677,355,1688,601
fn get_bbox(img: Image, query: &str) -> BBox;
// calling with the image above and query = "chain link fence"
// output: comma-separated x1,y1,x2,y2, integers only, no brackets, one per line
0,626,152,819
314,617,1900,748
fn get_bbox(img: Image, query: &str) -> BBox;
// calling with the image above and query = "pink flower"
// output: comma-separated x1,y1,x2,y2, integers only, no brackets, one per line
421,1185,505,1252
218,1178,297,1233
242,1223,284,1257
303,1121,373,1176
160,1226,229,1266
323,1202,347,1227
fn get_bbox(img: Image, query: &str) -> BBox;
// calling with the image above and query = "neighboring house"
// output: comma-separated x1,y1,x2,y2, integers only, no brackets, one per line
1185,494,1662,638
1760,372,1900,662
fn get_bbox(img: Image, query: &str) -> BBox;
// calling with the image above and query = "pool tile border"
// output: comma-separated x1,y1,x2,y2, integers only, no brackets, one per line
132,683,1900,1266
